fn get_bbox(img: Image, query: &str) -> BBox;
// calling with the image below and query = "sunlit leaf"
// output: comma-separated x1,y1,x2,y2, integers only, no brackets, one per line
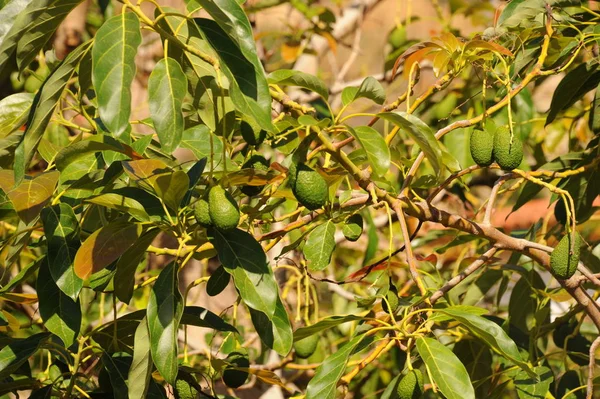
0,93,33,138
349,126,390,177
249,296,293,356
268,69,329,99
6,171,59,224
304,220,336,272
0,332,51,380
341,76,385,106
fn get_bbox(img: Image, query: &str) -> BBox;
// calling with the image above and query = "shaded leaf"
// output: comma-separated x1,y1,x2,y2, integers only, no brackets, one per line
0,332,50,380
268,69,329,99
208,228,278,318
304,220,336,272
248,296,293,356
0,0,36,75
350,126,390,177
92,12,142,140
513,366,553,399
147,262,183,384
206,265,230,297
182,157,207,206
122,159,171,192
102,352,131,399
148,57,187,153
342,76,385,106
40,203,83,300
153,170,189,211
37,259,81,346
416,337,475,399
0,258,40,294
74,221,141,279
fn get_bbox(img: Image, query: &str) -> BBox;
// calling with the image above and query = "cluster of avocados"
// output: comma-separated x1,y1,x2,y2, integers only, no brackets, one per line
10,62,49,93
469,125,523,170
293,334,320,359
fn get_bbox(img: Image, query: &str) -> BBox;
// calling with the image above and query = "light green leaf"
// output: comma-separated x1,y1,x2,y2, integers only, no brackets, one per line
293,315,364,341
0,332,51,380
306,333,365,399
0,93,33,138
152,170,189,211
0,0,35,75
36,259,81,346
40,204,83,300
148,57,187,153
304,220,336,271
249,296,293,356
55,134,135,171
181,125,225,170
14,41,91,182
209,228,278,319
16,0,84,71
147,262,183,385
115,230,160,304
128,317,153,399
378,111,444,176
416,337,475,399
268,69,329,99
350,126,390,177
341,76,385,106
92,12,142,140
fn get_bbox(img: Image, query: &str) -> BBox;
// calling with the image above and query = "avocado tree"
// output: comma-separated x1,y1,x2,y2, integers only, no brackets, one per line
0,0,599,398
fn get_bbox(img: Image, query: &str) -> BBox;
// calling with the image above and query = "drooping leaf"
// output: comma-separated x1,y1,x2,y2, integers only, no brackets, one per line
268,69,329,99
40,204,83,300
0,0,36,75
128,318,153,399
248,296,293,356
378,111,444,176
416,337,475,399
208,228,278,319
14,41,91,182
194,17,273,132
148,57,187,153
114,229,160,304
341,76,386,106
152,170,189,211
293,315,364,341
92,12,142,140
74,221,142,279
304,220,336,272
305,333,366,399
0,93,33,137
36,259,81,346
147,262,183,384
349,126,391,177
0,332,51,380
15,0,84,71
5,171,59,224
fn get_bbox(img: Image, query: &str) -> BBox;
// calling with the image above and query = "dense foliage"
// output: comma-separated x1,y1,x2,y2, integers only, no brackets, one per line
0,0,599,398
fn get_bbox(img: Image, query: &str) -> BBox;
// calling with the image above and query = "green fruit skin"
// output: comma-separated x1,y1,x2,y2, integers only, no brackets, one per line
550,233,581,280
469,128,494,167
382,290,399,314
388,26,407,48
241,155,269,197
208,186,240,231
240,121,266,146
174,377,198,399
10,71,24,91
292,164,328,210
493,127,523,170
24,74,42,93
193,198,212,227
294,335,320,359
222,352,250,388
397,369,424,399
343,214,363,242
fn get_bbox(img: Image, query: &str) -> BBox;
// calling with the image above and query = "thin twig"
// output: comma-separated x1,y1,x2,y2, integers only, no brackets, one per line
587,336,600,399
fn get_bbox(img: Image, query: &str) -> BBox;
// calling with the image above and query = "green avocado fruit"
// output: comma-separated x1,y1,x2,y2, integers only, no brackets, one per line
10,71,25,91
24,74,42,93
193,198,212,227
208,185,240,231
292,163,328,210
550,233,581,280
294,335,320,359
343,214,363,242
397,369,424,399
388,25,407,48
240,120,266,146
492,127,523,170
222,351,250,388
470,128,494,167
241,155,269,197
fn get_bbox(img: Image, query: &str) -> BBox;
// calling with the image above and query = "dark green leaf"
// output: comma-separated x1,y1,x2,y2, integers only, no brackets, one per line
209,228,278,318
206,265,230,297
0,93,33,136
92,12,142,140
304,220,336,272
181,306,238,332
293,315,364,341
14,41,92,181
148,57,187,153
37,259,81,346
115,229,160,304
182,157,207,206
147,262,183,384
268,69,329,99
416,337,475,399
248,296,293,356
0,332,50,380
349,126,391,177
513,366,553,399
128,318,152,399
341,76,386,105
40,203,83,300
15,0,84,70
102,352,131,399
0,258,40,293
508,271,545,332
